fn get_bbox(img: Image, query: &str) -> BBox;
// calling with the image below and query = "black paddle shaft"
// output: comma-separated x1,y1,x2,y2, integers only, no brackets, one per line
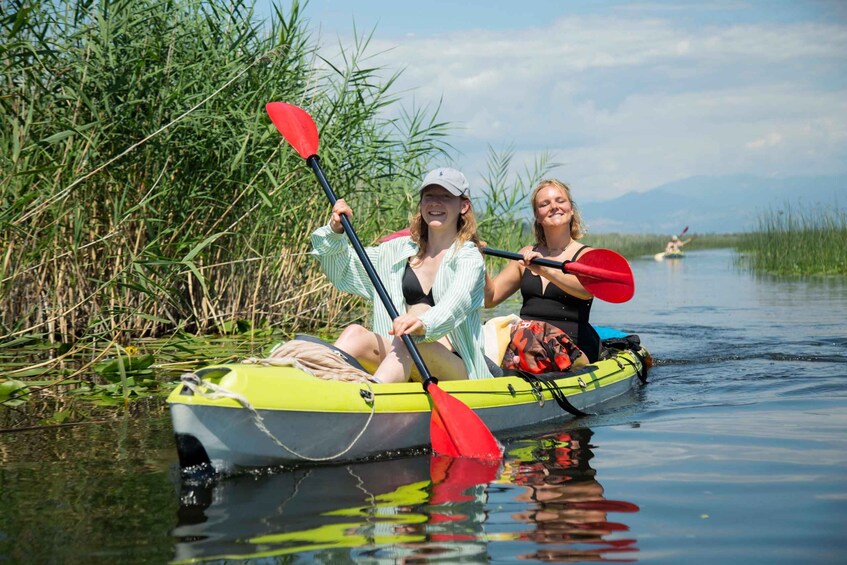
481,247,571,272
307,156,438,387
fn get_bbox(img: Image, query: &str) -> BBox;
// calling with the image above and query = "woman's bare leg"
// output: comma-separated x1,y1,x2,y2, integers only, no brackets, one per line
372,337,468,383
334,324,390,375
370,337,410,383
416,341,468,381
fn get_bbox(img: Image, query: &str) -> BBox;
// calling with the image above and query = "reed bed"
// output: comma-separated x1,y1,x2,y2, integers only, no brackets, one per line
582,233,667,259
738,205,847,275
1,0,457,350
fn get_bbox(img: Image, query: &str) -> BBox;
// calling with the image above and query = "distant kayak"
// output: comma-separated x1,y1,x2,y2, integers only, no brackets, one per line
654,251,685,261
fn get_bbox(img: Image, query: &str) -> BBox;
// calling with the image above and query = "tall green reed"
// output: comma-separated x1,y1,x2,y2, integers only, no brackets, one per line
473,146,557,273
1,0,452,348
738,204,847,275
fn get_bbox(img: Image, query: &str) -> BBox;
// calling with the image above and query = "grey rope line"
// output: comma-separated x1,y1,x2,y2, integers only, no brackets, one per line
348,466,377,510
179,370,376,462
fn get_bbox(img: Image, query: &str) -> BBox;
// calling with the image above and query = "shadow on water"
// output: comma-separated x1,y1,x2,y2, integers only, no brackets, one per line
171,427,640,563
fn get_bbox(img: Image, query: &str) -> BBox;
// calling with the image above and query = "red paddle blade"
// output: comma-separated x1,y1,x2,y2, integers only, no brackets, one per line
265,102,319,159
378,227,411,242
427,383,502,460
570,248,635,303
430,405,460,457
429,455,501,505
680,226,689,236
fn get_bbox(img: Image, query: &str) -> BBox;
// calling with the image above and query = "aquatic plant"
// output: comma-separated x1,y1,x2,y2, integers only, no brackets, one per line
738,204,847,275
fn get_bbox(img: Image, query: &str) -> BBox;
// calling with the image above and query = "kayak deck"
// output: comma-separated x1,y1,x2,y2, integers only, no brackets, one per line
168,343,649,474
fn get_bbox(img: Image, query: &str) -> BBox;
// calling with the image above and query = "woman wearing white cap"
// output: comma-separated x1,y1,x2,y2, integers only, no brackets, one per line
310,167,494,383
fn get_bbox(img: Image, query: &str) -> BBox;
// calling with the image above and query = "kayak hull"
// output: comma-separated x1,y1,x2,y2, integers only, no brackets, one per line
168,347,647,475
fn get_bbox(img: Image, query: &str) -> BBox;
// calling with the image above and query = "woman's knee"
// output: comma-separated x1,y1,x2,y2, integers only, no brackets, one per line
335,325,387,370
335,324,371,350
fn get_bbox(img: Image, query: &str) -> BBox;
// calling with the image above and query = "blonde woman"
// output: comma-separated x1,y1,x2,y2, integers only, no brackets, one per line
311,168,493,383
485,179,601,362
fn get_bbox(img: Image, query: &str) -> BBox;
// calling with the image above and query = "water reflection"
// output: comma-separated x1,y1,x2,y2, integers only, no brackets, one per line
171,427,640,563
501,428,639,562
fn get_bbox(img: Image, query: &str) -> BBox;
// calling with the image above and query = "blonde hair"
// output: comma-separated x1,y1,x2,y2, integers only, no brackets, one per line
530,179,586,245
409,196,480,259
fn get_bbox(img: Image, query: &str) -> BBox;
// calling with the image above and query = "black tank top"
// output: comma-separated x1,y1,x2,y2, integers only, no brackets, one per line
519,245,601,361
402,261,435,307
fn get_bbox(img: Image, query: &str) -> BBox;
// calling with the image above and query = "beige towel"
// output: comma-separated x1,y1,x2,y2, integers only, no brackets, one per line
483,314,520,366
259,339,375,382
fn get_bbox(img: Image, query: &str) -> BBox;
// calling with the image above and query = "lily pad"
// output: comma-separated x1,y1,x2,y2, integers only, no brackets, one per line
0,379,30,406
93,354,155,381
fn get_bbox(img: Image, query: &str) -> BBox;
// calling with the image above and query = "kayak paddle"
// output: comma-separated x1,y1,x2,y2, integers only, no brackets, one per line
378,227,411,242
481,246,635,303
265,102,502,460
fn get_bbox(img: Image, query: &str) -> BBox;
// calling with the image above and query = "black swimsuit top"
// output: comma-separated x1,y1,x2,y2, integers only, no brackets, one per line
402,261,435,307
519,245,593,332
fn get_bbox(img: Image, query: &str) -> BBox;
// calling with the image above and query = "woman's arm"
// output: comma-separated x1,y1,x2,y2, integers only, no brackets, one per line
525,248,593,300
311,198,391,299
310,225,378,299
484,252,525,308
530,265,593,300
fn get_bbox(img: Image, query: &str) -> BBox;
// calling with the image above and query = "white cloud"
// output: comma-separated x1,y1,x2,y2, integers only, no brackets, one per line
314,9,847,201
746,132,783,150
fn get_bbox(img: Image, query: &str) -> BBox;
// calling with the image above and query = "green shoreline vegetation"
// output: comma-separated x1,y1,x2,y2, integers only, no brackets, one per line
1,1,844,418
737,205,847,276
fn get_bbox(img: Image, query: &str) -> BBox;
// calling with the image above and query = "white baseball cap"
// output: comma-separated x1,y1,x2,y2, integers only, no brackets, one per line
419,167,469,197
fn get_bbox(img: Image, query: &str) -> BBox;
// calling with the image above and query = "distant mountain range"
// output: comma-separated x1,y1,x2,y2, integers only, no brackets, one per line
577,174,845,234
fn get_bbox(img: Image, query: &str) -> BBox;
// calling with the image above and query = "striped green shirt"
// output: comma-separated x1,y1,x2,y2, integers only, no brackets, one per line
310,225,493,379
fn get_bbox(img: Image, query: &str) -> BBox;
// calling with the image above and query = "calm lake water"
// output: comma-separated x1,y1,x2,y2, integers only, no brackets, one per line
2,248,846,563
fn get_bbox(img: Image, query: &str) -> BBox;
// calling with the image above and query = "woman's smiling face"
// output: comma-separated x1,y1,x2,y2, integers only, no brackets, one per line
533,184,573,228
420,185,467,228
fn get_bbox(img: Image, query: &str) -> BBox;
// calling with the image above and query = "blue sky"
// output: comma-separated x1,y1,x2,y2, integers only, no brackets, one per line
256,0,847,202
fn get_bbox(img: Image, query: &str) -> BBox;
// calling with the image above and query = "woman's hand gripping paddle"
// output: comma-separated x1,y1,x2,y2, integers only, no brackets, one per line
481,246,635,303
265,102,501,460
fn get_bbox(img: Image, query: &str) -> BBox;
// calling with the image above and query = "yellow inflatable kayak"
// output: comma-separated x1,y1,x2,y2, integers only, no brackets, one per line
168,331,649,476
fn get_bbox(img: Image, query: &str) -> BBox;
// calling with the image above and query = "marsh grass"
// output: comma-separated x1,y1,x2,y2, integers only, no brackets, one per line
1,0,453,349
582,233,668,258
738,205,847,275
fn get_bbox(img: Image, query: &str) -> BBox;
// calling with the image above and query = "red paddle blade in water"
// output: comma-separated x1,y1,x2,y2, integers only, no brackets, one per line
429,454,501,505
428,383,502,460
570,249,635,303
265,102,319,159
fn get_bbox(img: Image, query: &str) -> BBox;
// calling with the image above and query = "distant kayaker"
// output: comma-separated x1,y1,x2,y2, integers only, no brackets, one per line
664,235,690,254
484,179,601,362
311,167,493,383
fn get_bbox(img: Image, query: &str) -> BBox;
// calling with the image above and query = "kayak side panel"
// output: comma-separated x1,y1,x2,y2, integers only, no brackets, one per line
169,352,643,473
